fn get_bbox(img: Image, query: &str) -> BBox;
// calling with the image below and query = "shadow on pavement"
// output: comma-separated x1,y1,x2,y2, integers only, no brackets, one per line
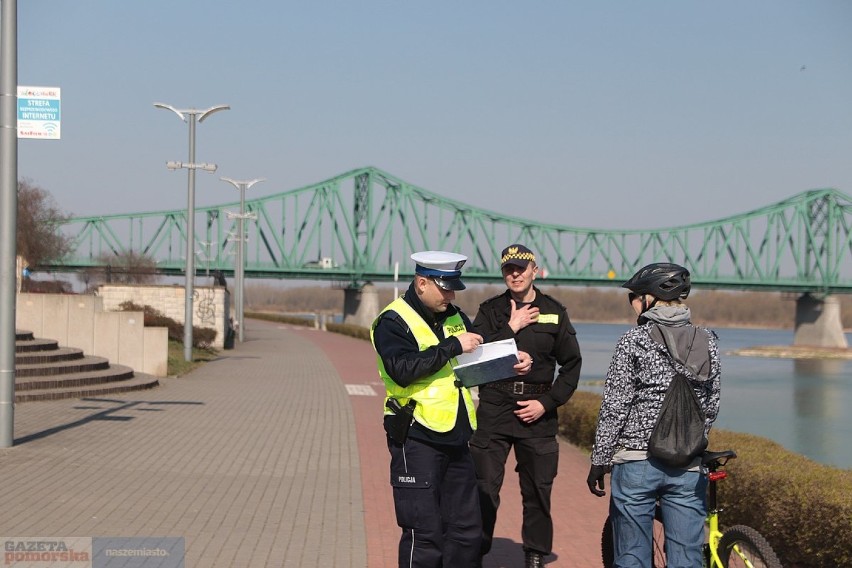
14,398,203,445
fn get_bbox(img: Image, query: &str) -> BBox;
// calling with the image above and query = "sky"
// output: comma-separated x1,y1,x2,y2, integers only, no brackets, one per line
16,1,852,231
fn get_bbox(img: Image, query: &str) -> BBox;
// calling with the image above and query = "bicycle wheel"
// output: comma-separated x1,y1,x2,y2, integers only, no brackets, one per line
718,525,782,568
601,511,666,568
601,516,615,568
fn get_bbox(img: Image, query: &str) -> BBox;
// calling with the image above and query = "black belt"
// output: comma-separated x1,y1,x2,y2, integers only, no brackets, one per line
481,381,552,395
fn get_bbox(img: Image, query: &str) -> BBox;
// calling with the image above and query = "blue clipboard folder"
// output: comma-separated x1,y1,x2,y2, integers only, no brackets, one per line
452,338,519,388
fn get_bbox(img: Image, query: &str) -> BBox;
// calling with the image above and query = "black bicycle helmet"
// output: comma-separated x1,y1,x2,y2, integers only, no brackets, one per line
622,262,691,301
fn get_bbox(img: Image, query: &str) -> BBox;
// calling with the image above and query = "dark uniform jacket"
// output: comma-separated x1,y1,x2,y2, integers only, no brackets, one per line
472,287,582,438
373,283,474,446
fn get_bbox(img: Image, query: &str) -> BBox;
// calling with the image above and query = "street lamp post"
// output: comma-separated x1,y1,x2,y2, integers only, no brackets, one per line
0,0,18,447
154,102,229,362
221,177,264,342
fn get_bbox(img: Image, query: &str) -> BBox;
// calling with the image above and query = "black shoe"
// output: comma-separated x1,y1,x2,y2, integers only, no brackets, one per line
525,551,544,568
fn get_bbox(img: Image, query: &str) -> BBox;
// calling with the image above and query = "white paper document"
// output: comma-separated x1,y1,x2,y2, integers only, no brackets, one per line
452,338,519,388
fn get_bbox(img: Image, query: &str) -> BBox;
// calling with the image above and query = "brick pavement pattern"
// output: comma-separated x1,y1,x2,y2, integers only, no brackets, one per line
1,319,365,567
1,318,609,567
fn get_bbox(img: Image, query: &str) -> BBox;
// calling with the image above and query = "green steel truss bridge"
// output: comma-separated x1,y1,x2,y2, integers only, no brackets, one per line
49,166,852,294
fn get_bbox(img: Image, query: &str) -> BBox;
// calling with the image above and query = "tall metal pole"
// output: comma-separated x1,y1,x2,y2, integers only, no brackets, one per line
221,177,263,343
154,103,229,362
237,185,243,341
184,115,197,362
0,0,17,447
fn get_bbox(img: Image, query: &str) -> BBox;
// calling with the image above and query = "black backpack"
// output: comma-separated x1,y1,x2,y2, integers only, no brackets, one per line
647,325,708,468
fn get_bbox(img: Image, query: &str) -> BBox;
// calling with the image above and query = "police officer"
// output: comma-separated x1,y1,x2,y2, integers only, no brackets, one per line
371,250,533,568
470,244,582,568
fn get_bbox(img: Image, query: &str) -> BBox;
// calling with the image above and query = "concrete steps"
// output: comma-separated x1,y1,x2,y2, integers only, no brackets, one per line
13,329,159,402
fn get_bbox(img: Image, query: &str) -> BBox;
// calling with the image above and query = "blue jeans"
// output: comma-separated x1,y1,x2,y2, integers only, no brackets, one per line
610,458,707,568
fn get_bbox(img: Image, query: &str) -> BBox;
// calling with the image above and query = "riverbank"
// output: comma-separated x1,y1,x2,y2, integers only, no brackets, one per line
246,286,852,330
730,345,852,359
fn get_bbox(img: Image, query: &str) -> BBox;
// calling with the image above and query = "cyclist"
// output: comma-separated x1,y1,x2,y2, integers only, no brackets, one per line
586,263,721,567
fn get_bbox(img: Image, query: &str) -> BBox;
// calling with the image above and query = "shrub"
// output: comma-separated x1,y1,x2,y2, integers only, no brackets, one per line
557,391,852,567
244,310,377,342
192,326,218,349
708,429,852,568
244,310,372,340
116,301,217,349
244,310,316,328
22,279,74,294
557,390,601,450
326,322,371,341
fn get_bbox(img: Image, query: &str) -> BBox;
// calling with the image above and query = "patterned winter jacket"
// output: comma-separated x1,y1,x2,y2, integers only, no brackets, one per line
591,321,721,466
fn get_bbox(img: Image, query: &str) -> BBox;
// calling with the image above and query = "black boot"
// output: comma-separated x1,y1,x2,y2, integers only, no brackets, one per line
524,551,544,568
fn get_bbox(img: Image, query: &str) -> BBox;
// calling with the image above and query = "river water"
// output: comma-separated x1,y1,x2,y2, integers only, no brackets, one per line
574,323,852,470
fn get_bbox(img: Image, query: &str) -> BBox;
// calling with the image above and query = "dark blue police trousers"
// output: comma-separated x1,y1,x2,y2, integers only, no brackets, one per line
387,436,482,568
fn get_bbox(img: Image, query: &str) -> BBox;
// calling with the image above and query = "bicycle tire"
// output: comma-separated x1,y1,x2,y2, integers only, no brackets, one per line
601,511,666,568
718,525,782,568
601,516,615,568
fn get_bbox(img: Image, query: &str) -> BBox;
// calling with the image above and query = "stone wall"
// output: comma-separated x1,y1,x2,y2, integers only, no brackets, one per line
97,284,231,350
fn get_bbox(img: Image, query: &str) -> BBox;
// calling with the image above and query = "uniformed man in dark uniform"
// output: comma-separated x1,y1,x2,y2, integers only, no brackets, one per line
470,244,582,568
371,250,534,568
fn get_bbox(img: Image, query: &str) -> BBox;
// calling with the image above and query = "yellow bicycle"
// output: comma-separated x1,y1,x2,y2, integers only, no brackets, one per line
601,449,782,567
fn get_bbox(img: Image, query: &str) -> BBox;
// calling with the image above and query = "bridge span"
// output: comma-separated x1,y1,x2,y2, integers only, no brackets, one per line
44,166,852,346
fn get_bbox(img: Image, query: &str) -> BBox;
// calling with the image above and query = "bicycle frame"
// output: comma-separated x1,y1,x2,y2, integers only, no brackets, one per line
705,468,727,567
705,455,765,568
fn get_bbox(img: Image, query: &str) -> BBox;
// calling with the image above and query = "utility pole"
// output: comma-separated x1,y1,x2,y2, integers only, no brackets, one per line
0,0,18,447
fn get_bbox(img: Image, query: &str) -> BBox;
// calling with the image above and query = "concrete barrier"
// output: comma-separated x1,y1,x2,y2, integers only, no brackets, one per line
93,310,121,365
16,293,169,377
143,328,169,376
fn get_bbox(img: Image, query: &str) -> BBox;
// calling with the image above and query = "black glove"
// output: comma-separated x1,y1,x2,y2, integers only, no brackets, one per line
587,464,607,497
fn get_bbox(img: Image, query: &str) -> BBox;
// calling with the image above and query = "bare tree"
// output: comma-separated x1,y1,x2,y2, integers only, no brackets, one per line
16,179,72,267
93,250,160,285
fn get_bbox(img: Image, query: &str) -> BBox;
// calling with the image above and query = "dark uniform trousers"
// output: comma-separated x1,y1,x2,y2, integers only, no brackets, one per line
388,436,482,568
470,433,559,555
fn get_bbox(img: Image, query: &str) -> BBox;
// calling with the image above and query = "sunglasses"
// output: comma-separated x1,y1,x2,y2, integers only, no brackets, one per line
628,292,643,304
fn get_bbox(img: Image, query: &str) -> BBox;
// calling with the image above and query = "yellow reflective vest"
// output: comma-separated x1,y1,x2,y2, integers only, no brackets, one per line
371,297,477,433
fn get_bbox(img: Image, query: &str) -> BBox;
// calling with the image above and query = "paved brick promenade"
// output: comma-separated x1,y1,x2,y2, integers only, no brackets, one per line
1,318,608,567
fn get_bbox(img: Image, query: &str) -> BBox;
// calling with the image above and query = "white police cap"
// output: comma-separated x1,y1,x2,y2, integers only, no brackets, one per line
410,251,467,290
